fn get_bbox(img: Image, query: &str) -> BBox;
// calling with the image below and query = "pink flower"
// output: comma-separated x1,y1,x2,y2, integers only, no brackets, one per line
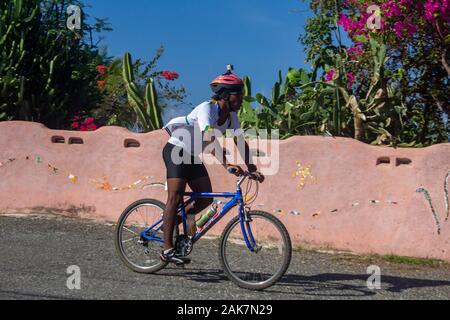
80,124,98,131
424,0,441,21
338,14,353,31
347,45,365,58
393,21,417,37
406,23,418,35
382,1,402,17
71,122,80,129
393,21,405,37
424,0,450,22
85,124,98,131
84,117,94,125
325,69,335,81
441,0,449,14
338,13,369,36
353,12,370,34
347,72,355,90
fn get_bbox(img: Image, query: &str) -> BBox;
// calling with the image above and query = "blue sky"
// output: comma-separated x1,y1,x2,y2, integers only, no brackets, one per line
86,0,313,119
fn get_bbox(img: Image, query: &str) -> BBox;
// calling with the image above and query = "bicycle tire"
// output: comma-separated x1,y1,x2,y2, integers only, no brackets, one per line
218,210,292,290
115,198,173,274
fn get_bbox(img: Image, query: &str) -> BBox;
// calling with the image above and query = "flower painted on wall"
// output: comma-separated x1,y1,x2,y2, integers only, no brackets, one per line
90,175,156,192
292,161,316,189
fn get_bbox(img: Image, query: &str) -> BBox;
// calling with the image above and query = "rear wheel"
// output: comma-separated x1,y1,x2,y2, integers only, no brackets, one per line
219,211,292,290
115,199,178,273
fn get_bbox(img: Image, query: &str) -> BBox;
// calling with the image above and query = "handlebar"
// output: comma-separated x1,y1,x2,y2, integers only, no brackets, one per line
227,167,259,181
227,167,260,200
227,167,238,174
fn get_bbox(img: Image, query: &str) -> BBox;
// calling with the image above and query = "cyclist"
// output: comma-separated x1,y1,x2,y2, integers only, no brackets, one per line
160,66,265,265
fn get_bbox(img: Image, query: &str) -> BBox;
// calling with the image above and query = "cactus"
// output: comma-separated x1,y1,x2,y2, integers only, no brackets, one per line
0,0,77,123
123,52,134,83
1,0,113,127
243,75,251,98
122,52,163,132
145,78,162,129
0,0,41,120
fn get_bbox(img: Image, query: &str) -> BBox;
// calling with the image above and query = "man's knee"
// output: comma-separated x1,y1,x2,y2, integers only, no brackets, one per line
196,197,213,211
167,191,183,207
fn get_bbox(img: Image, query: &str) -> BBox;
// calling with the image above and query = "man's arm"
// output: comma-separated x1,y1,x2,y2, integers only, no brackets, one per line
234,134,257,172
203,131,261,180
203,131,231,171
210,136,230,170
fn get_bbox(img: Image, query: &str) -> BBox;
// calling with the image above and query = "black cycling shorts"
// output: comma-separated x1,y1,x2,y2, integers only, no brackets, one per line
162,142,209,181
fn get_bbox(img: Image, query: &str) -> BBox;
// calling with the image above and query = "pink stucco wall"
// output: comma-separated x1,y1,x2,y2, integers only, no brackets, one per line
1,121,449,261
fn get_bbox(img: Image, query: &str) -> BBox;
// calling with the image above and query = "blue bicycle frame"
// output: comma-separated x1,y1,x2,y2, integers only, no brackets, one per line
139,182,258,252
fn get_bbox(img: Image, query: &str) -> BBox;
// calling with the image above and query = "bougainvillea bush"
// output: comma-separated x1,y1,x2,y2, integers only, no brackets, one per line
70,116,99,131
298,0,449,146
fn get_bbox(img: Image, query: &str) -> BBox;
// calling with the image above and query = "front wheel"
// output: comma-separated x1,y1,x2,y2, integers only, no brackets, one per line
218,210,292,290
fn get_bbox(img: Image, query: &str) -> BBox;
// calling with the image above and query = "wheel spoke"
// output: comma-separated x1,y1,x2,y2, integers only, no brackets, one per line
122,226,139,236
220,212,291,289
121,235,139,244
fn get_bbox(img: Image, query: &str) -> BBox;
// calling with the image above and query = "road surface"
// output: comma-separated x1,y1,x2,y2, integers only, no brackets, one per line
1,214,450,300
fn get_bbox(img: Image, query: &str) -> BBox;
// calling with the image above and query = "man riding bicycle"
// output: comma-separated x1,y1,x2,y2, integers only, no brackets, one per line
161,66,265,265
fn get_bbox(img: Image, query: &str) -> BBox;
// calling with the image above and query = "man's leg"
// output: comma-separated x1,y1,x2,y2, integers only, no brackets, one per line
185,176,213,215
165,175,213,232
163,178,187,251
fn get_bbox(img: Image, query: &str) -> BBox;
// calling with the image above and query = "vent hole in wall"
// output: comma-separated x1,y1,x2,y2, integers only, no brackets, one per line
125,139,140,148
69,137,84,145
396,158,412,166
51,136,65,144
376,157,390,165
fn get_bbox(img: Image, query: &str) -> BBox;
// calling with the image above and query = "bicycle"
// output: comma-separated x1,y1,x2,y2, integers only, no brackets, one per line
114,169,292,290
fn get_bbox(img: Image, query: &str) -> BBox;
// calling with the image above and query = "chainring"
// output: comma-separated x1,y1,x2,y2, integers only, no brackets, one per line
175,235,193,257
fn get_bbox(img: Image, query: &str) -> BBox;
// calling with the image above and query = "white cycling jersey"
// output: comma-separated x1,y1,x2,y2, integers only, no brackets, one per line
163,101,243,157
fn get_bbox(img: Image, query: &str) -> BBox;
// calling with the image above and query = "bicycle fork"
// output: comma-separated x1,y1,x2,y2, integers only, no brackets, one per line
239,205,260,253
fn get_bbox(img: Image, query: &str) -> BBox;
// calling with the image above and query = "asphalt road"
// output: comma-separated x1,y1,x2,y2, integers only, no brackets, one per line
1,214,450,300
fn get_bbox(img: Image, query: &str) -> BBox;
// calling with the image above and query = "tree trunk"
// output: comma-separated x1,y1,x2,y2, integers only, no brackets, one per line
441,48,450,77
354,116,364,141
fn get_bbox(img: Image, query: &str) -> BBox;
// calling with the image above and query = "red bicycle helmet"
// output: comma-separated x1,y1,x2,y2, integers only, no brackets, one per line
210,65,244,94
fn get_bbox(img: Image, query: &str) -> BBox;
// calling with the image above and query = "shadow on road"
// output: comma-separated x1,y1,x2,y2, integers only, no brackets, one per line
161,267,450,297
271,273,450,297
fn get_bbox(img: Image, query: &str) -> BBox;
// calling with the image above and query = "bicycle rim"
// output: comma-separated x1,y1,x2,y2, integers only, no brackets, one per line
116,201,167,273
220,211,291,290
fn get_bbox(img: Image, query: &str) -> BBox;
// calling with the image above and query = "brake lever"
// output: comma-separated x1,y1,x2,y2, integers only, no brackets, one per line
247,172,258,180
